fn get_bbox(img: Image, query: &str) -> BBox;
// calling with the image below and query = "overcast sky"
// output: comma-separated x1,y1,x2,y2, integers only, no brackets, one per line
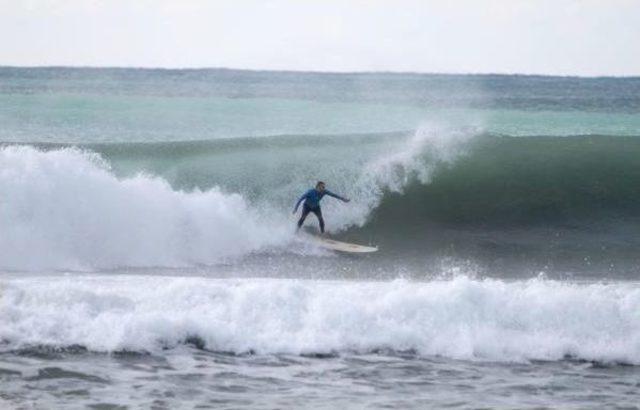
1,0,638,76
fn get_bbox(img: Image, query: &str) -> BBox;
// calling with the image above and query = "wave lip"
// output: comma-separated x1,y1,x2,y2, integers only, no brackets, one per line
2,276,639,364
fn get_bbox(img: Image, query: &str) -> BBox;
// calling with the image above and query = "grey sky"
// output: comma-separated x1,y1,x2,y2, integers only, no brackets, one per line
1,0,639,76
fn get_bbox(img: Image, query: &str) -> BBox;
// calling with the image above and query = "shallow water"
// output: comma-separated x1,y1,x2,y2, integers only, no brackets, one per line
2,346,640,409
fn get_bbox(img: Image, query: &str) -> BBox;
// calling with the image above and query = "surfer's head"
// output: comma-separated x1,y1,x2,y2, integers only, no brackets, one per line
316,181,326,192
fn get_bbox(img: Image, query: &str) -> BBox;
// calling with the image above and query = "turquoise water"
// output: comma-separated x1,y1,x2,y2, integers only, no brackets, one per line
2,92,640,143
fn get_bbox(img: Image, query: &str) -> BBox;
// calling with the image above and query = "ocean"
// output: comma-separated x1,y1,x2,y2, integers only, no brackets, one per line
1,67,639,409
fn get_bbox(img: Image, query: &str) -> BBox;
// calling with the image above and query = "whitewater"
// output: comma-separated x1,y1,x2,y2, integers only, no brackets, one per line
3,275,640,363
1,67,640,409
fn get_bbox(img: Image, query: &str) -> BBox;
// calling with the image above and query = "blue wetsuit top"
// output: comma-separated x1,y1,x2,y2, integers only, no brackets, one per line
294,189,346,212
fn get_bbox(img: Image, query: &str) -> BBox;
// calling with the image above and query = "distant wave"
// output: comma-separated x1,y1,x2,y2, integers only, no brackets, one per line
2,276,640,364
1,131,409,159
3,67,640,112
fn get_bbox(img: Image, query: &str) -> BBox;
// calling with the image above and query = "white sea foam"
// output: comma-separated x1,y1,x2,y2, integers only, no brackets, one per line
1,276,639,364
0,146,290,270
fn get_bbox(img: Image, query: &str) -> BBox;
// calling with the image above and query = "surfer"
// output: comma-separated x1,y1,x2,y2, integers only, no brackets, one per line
293,181,350,234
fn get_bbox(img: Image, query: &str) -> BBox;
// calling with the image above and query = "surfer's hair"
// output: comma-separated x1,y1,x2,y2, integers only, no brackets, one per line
316,181,325,188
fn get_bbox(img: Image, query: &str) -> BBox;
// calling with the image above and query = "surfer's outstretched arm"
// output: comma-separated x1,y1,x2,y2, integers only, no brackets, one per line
293,191,309,213
325,190,350,202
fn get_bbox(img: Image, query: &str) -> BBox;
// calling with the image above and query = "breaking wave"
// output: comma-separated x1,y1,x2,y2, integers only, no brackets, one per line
0,124,473,271
0,146,288,270
2,127,640,271
2,276,639,364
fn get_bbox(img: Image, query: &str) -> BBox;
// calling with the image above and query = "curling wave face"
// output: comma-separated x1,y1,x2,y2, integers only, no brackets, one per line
2,275,640,364
369,135,640,227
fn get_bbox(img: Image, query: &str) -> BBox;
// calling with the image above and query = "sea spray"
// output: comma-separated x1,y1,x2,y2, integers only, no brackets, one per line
332,123,476,229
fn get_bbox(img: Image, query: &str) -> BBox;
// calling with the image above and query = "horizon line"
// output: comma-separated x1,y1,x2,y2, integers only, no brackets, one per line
1,64,638,80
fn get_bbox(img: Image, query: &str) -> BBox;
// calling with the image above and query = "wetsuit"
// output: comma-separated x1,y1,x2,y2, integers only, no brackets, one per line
293,189,347,233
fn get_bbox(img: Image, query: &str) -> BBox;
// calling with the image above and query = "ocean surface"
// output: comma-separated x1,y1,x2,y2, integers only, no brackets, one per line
1,67,640,409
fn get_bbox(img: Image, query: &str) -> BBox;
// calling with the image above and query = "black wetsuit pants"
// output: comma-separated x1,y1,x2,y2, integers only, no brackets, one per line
297,204,324,233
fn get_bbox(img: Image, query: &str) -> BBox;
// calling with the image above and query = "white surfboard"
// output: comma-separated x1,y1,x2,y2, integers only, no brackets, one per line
309,235,378,253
